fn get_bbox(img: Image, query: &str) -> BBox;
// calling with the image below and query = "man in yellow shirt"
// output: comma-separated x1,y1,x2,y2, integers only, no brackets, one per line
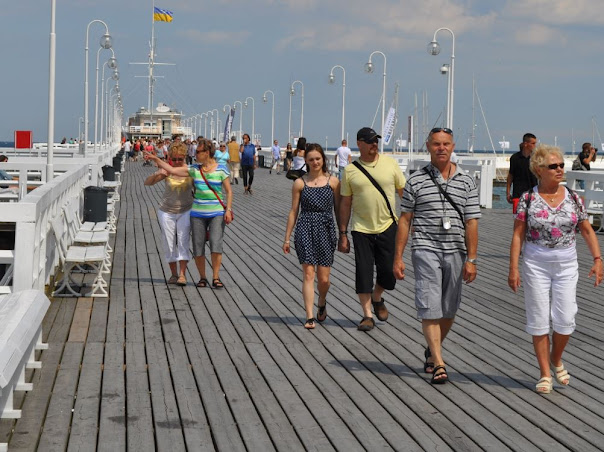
227,136,241,184
339,127,406,331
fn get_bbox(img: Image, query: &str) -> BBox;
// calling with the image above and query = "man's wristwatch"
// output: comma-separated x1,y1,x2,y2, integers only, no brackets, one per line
466,258,477,265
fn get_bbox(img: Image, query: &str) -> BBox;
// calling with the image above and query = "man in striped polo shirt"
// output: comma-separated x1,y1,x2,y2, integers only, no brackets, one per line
393,128,481,384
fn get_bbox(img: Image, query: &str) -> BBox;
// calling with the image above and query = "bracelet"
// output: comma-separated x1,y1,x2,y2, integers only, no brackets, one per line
227,208,233,212
339,230,348,235
594,256,602,261
284,241,290,244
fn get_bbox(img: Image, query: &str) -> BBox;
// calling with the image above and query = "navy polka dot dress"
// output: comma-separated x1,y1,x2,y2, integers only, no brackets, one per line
294,176,337,266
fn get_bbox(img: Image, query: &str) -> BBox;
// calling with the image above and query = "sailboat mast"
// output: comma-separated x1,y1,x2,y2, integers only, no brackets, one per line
470,76,475,154
149,0,155,116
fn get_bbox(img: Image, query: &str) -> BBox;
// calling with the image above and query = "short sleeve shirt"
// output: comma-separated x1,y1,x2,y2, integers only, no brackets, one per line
400,163,481,253
509,151,537,198
336,146,352,168
188,164,229,218
341,155,406,234
515,187,588,248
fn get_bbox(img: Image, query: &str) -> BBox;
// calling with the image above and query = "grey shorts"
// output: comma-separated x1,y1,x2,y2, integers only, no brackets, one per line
191,215,225,255
411,249,465,319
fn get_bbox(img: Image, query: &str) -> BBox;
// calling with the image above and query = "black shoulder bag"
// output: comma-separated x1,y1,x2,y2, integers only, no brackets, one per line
422,167,465,228
352,161,397,225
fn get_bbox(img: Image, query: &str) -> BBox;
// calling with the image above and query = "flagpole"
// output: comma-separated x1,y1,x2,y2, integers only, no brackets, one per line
150,0,155,127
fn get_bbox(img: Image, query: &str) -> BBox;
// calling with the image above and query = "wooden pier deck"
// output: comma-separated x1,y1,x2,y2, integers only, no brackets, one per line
2,161,604,451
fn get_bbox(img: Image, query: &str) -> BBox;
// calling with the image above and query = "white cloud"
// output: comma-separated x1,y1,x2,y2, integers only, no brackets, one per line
514,24,566,46
177,29,251,44
505,0,604,25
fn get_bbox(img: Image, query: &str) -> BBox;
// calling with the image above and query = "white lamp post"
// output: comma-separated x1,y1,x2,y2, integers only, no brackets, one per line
211,109,219,139
203,112,210,138
290,80,304,138
329,65,346,141
233,101,243,139
100,54,118,148
84,20,112,155
47,0,57,181
365,51,387,153
244,97,255,144
428,27,455,129
263,90,275,145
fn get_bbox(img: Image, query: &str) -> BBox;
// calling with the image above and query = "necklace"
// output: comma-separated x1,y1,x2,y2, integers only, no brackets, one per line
359,155,379,168
539,185,558,202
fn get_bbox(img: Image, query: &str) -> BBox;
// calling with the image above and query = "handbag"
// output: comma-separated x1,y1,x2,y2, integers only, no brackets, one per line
352,161,397,225
286,163,306,181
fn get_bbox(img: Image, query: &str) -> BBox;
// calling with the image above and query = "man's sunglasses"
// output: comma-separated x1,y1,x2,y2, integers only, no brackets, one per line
430,127,453,136
543,162,564,170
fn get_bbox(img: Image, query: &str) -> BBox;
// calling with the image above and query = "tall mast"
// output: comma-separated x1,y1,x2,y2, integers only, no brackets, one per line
470,75,476,153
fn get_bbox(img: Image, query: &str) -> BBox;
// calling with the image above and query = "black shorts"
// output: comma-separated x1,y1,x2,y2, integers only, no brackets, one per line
351,222,397,294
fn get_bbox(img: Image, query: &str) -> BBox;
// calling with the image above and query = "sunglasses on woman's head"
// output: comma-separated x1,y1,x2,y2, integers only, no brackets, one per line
172,158,185,161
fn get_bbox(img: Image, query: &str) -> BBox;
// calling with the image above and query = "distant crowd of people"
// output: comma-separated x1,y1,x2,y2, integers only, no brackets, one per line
133,126,602,393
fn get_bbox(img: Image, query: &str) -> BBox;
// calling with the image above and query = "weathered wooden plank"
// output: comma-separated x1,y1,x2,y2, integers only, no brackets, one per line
67,298,93,342
98,342,126,451
124,342,154,451
67,342,104,452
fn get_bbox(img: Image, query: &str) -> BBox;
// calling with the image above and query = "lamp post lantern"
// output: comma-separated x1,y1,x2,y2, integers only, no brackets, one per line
329,65,346,141
290,80,304,139
428,27,455,129
84,20,112,155
365,51,387,153
263,90,275,145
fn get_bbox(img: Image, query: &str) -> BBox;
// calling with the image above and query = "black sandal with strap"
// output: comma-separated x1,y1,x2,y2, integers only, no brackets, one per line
431,365,448,384
317,299,327,322
212,278,224,289
304,318,316,329
196,278,209,288
424,347,434,373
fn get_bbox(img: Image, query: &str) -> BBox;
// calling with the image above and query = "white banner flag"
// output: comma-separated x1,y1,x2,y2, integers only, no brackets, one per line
382,107,397,145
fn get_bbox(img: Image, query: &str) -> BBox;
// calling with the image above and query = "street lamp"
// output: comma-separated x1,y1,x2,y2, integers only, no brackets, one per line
329,65,346,141
84,19,112,155
211,109,219,139
244,97,255,144
203,112,210,138
263,90,275,144
365,51,387,153
100,52,117,148
95,49,116,151
428,27,455,129
233,101,243,139
290,80,304,140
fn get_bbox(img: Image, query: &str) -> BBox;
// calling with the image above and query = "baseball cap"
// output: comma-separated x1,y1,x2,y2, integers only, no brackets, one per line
357,127,381,143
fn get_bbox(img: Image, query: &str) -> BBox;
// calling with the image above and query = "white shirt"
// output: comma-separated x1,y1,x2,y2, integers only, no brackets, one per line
336,146,352,168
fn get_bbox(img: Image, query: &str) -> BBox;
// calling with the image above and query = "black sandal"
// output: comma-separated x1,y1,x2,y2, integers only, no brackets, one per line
304,318,316,329
424,347,435,374
196,278,209,288
317,299,327,322
431,365,448,384
212,278,224,289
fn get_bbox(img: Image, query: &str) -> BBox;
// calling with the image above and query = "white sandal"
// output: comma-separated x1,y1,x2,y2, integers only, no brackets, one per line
536,377,553,394
551,362,570,386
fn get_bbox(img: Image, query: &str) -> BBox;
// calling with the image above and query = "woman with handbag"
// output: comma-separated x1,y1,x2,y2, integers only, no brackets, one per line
283,143,340,329
145,138,233,289
144,142,193,286
509,144,603,394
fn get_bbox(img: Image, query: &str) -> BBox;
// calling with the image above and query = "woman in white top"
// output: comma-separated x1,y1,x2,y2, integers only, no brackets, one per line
292,137,307,174
508,144,602,394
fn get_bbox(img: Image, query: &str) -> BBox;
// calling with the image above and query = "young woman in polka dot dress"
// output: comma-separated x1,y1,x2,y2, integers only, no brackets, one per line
283,143,341,329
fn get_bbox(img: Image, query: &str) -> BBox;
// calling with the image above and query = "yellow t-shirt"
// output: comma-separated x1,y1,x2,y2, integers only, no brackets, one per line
341,155,406,234
227,141,240,163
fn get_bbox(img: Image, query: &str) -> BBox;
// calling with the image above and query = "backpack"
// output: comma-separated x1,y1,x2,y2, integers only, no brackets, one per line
572,155,585,171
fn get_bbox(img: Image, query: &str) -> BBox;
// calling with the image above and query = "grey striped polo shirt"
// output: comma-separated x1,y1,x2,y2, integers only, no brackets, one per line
401,163,481,253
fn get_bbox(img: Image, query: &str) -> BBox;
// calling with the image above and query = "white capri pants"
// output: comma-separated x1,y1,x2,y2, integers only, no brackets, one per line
157,209,192,263
521,244,578,336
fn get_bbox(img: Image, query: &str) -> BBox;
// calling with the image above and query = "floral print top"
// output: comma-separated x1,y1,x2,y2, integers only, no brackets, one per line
515,187,588,248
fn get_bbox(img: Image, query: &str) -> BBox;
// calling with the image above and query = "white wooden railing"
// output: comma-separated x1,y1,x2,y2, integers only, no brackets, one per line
0,145,121,292
565,169,604,232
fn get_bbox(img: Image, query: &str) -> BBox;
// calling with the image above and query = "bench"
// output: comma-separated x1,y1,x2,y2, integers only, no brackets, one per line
0,250,14,295
0,290,50,451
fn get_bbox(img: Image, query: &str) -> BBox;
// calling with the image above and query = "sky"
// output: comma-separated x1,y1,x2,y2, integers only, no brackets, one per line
2,0,604,152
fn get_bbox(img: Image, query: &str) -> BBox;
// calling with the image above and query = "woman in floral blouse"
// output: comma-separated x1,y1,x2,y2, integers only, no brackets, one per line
508,144,603,394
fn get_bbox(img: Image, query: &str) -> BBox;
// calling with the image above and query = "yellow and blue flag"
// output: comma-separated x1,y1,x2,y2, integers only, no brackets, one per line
154,7,173,22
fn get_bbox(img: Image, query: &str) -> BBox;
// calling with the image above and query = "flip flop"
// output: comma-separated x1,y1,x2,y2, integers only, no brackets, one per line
317,299,327,322
304,318,316,329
